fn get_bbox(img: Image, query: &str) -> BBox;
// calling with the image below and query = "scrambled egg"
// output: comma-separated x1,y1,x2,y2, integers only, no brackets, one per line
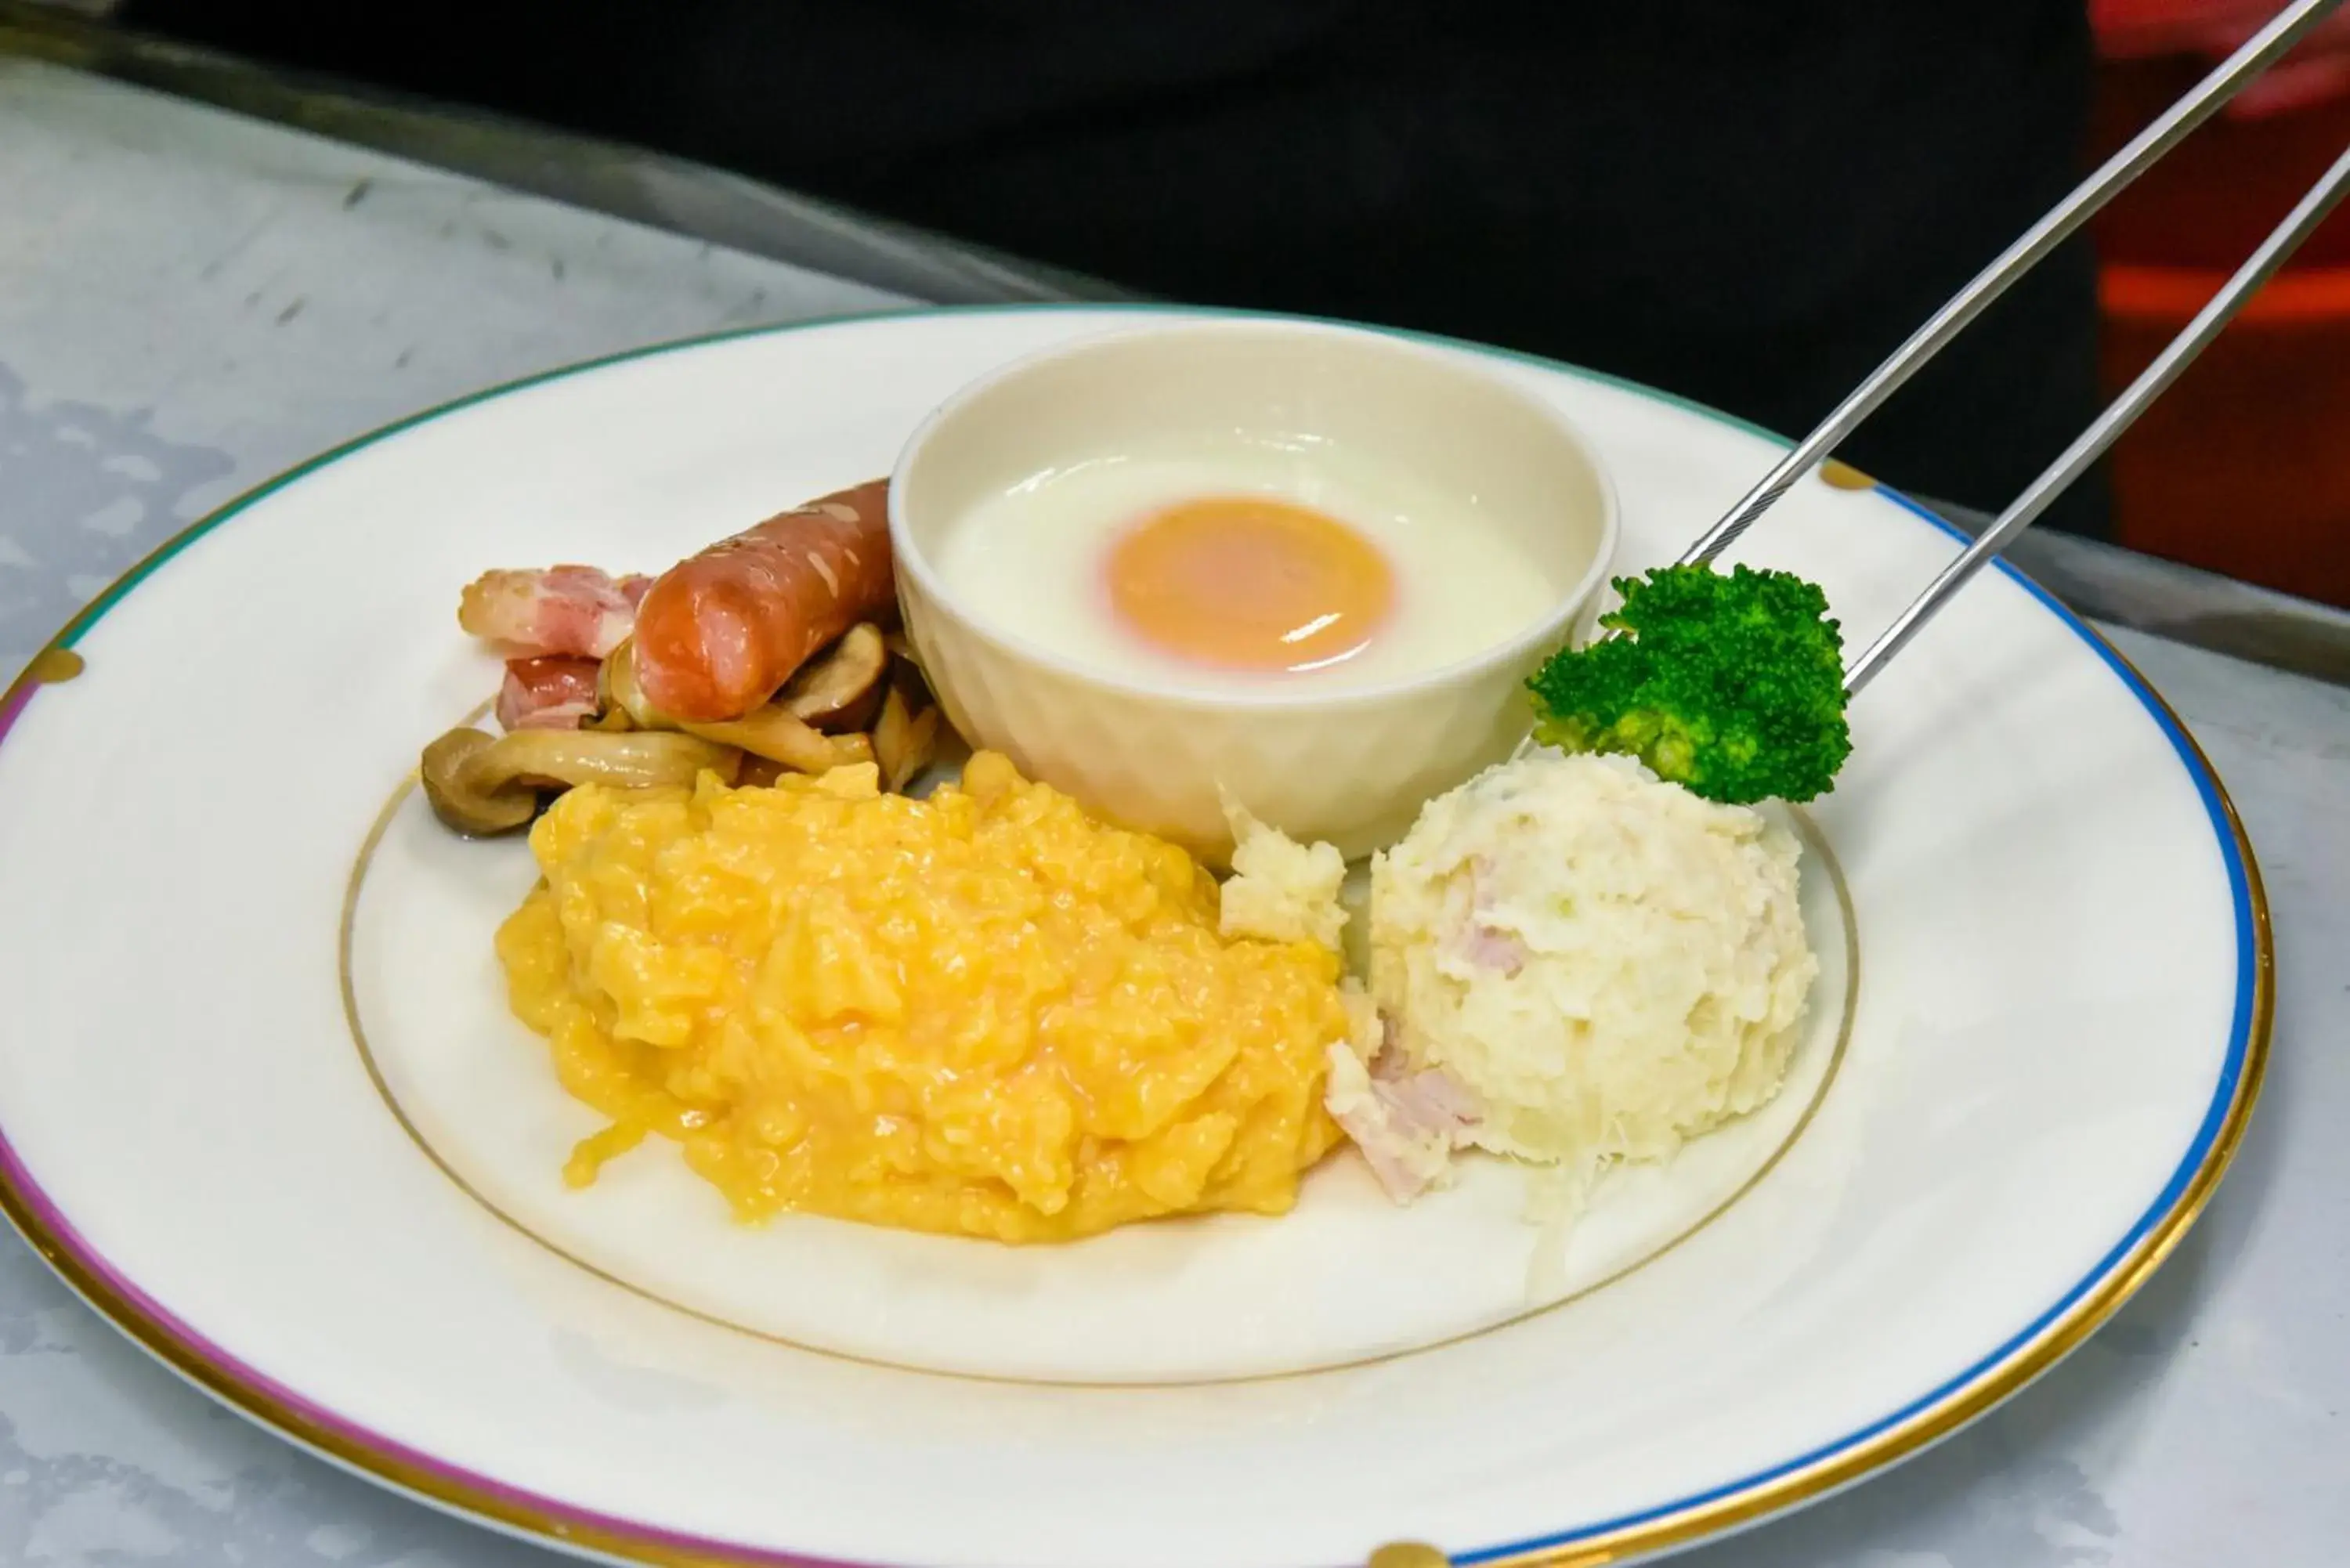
495,752,1348,1243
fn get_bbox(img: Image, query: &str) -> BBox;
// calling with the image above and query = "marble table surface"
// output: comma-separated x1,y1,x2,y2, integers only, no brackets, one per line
3,49,2346,1568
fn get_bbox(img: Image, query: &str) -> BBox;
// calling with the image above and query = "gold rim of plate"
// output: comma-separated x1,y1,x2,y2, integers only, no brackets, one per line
0,305,2276,1568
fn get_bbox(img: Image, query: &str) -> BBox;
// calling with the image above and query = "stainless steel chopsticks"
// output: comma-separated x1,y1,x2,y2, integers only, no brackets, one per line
1674,0,2350,692
1842,134,2350,691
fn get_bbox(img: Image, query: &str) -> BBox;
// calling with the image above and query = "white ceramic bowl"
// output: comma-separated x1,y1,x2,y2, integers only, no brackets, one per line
888,318,1620,861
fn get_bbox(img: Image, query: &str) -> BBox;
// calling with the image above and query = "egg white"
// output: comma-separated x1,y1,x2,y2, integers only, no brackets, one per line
933,433,1564,693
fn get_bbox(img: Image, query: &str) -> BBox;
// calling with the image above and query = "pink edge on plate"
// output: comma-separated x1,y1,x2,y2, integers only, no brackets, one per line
0,680,38,749
0,1128,901,1567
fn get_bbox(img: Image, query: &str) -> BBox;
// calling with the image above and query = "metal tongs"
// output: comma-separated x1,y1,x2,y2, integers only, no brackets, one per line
1679,0,2350,695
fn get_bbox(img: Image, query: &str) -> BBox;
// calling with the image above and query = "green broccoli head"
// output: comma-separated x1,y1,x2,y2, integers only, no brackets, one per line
1526,563,1852,804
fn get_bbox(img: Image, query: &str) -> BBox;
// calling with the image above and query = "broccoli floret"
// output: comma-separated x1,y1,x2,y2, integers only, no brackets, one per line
1525,564,1852,804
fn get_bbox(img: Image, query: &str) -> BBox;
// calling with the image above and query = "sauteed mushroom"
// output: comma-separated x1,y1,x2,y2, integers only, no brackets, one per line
606,639,869,773
873,678,942,795
425,623,945,838
682,705,862,773
420,727,742,836
778,623,888,724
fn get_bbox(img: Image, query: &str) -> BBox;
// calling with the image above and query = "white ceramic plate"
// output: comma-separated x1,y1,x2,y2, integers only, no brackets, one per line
0,307,2267,1568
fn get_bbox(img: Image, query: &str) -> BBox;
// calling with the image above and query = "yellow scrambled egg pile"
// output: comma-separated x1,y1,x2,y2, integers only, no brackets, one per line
495,752,1346,1242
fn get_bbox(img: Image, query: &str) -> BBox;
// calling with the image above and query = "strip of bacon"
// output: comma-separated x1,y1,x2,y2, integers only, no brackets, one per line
1455,923,1530,977
1451,855,1531,977
1371,1045,1483,1128
496,656,602,732
1326,1007,1483,1204
458,565,653,660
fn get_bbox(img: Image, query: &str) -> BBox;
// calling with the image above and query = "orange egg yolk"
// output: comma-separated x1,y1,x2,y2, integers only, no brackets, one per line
1105,496,1396,673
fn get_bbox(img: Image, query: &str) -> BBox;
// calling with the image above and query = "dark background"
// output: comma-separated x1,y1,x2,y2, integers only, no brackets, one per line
120,0,2111,537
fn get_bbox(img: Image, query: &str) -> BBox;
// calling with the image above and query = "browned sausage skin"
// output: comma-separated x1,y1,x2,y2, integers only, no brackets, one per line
630,479,896,722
